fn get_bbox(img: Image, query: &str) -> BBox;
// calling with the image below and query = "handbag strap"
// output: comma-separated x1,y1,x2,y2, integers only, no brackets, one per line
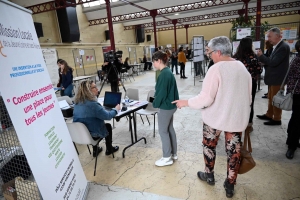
291,80,299,94
280,57,296,90
242,126,252,153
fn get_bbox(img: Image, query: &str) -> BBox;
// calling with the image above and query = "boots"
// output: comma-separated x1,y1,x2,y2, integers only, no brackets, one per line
223,179,234,198
105,146,119,156
92,145,103,157
197,171,215,185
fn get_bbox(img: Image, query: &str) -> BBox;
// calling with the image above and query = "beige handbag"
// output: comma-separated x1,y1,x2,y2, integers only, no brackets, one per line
238,126,256,174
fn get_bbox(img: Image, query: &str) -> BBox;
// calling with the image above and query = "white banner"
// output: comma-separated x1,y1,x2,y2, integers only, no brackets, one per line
42,49,59,86
0,1,88,200
236,28,251,40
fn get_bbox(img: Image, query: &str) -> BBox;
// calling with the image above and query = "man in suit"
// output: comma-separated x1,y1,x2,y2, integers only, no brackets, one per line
256,27,290,125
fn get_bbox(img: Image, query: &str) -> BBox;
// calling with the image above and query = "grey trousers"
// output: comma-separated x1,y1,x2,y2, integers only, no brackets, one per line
157,108,177,157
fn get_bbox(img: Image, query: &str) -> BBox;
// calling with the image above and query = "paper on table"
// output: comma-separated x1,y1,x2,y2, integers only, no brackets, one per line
58,100,71,109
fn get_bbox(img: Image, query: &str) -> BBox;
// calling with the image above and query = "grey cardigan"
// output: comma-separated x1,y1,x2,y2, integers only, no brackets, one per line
258,40,290,85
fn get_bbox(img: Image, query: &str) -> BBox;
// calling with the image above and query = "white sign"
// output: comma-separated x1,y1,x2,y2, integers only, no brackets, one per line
42,49,59,86
236,28,251,40
0,1,88,200
232,41,240,55
253,41,260,49
79,49,85,55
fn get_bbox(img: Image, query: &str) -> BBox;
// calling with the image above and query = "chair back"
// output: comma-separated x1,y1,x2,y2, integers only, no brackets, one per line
147,90,155,101
146,90,158,111
57,96,73,105
127,67,133,75
66,122,99,146
126,88,139,100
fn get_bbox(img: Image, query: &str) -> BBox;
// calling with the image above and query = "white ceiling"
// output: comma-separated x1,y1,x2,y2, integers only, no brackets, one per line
9,0,300,31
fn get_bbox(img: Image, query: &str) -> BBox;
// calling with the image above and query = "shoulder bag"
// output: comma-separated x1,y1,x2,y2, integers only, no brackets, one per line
238,126,256,174
272,59,298,111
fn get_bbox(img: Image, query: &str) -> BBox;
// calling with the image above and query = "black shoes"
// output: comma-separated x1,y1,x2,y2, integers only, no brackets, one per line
223,180,234,198
105,146,119,156
264,120,281,126
256,114,272,120
197,171,215,185
286,149,295,159
93,146,103,157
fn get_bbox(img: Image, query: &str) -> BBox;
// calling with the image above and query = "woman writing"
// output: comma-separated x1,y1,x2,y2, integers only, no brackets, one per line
73,80,120,157
57,59,74,97
152,51,179,167
173,36,252,198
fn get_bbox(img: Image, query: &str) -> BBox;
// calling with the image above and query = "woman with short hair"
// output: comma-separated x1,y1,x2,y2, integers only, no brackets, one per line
173,36,252,198
73,80,120,157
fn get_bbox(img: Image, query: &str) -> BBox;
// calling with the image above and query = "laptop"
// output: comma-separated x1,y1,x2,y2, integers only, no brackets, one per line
103,91,122,110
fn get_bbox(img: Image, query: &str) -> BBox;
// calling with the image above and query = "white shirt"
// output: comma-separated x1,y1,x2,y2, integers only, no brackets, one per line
272,39,282,51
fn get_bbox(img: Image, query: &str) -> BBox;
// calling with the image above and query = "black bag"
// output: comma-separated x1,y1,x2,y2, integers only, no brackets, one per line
0,155,32,183
61,108,73,118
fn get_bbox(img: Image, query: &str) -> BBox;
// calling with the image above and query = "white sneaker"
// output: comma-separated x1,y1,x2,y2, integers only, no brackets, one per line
155,157,173,167
172,154,178,160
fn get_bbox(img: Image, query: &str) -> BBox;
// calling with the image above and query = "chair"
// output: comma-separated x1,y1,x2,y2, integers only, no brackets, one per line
66,122,112,176
136,90,158,137
57,96,73,105
126,67,135,81
125,88,139,100
139,63,146,74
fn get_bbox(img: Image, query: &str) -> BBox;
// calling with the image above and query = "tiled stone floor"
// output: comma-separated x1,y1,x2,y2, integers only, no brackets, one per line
75,62,300,200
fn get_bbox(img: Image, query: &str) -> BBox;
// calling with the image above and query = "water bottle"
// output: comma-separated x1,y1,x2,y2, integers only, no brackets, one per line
125,96,129,106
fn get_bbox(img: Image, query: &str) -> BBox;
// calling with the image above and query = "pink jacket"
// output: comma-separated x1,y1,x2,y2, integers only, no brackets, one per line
188,61,252,132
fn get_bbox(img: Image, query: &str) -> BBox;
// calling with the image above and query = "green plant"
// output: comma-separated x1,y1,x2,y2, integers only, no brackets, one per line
230,16,269,41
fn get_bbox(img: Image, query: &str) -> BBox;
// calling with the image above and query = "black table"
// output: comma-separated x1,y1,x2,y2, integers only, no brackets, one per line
98,99,148,158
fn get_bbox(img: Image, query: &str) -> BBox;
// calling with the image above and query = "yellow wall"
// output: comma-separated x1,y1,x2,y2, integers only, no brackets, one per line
32,5,153,76
157,15,300,47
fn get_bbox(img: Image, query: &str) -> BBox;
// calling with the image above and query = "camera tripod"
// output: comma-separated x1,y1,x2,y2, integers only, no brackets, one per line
98,62,126,95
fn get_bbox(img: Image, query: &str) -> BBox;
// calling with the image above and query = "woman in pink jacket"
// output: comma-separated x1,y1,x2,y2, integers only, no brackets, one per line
173,36,252,198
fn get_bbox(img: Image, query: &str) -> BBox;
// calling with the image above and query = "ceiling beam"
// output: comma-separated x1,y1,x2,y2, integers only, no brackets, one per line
26,0,99,14
143,10,299,33
123,1,300,30
88,0,243,26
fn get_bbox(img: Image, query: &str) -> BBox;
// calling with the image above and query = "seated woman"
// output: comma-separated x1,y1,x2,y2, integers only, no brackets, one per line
73,80,120,157
123,57,131,71
57,59,74,97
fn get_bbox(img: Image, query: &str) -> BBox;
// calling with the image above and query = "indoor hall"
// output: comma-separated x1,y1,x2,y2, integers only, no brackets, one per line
73,62,300,200
0,0,300,200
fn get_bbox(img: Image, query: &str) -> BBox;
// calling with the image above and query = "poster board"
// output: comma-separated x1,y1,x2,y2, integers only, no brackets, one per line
0,1,88,199
42,49,59,86
236,28,251,40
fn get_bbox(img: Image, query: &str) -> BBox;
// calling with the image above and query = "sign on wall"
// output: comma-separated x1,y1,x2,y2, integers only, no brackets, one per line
236,28,251,40
0,1,88,200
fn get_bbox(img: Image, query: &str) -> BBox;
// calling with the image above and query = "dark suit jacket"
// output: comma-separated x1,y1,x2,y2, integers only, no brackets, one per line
258,40,290,85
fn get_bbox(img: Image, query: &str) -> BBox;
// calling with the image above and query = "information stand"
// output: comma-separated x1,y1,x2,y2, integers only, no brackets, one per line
192,35,205,86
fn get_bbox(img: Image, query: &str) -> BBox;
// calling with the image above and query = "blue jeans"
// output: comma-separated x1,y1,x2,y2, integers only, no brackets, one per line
171,60,178,74
63,84,73,97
